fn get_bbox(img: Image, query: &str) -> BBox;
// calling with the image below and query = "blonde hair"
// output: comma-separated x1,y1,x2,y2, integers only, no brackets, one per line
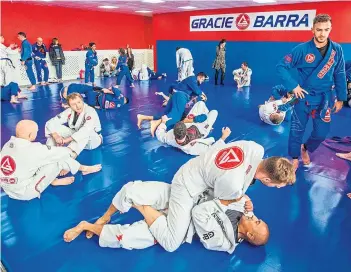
262,157,296,185
67,93,83,106
270,113,285,125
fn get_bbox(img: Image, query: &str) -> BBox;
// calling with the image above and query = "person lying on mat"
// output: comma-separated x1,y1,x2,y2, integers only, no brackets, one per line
60,83,111,108
132,64,167,81
1,120,101,201
259,85,297,126
1,82,27,104
155,101,218,156
85,86,129,110
63,181,269,254
45,93,102,159
137,72,207,137
64,137,294,253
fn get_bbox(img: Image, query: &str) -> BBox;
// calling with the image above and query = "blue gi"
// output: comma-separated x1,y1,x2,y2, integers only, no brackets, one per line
168,75,203,97
86,87,126,109
146,67,166,80
21,39,36,85
1,82,20,101
60,83,96,104
345,60,351,82
270,85,297,121
85,49,98,83
32,43,49,82
116,55,134,86
277,38,347,158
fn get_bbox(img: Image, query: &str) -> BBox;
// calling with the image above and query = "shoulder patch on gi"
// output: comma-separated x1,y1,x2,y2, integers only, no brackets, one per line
215,146,244,170
86,116,91,121
9,143,14,148
305,53,315,63
46,145,52,150
284,54,292,63
68,114,71,119
1,155,17,176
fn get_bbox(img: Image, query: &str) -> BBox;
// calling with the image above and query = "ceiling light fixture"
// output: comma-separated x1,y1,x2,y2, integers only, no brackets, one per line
253,0,277,3
135,10,152,13
178,6,197,10
98,5,119,9
142,0,165,3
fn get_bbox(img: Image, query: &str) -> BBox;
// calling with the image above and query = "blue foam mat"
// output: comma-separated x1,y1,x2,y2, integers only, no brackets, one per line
1,77,351,272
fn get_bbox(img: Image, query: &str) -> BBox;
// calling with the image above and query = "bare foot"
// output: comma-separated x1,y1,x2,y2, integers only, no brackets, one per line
18,94,27,99
63,221,87,242
40,82,46,86
137,114,143,129
301,145,311,165
130,83,135,88
86,215,111,239
150,120,159,138
28,85,36,91
81,164,102,175
51,177,75,186
347,193,351,199
59,169,69,176
10,99,20,104
162,100,168,107
336,152,351,161
292,159,299,171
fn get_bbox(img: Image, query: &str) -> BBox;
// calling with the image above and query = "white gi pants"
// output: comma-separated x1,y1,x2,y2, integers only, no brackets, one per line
46,125,102,156
0,59,16,86
178,60,194,81
4,158,80,201
99,181,171,250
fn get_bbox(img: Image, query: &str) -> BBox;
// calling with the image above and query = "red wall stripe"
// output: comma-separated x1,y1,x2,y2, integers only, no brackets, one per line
1,2,153,50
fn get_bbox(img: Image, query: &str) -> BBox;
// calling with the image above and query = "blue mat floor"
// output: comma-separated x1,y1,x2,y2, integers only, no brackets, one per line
1,76,351,272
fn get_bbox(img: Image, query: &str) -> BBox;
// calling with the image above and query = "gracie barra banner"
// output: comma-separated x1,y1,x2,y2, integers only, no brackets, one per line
190,10,317,32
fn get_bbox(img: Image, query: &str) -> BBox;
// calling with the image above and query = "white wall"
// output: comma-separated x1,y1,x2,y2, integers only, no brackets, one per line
8,49,154,86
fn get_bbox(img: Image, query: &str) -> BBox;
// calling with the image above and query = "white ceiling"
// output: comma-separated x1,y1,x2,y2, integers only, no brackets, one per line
5,0,344,16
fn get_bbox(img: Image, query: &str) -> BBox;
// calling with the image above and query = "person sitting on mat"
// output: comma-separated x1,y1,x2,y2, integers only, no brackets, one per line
1,120,101,201
85,86,129,110
135,64,167,81
45,93,102,158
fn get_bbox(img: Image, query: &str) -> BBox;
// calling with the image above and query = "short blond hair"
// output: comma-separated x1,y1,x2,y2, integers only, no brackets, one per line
270,113,285,125
67,92,83,106
262,157,296,185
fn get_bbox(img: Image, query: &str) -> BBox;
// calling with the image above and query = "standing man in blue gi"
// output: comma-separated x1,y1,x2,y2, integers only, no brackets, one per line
17,32,36,91
276,14,347,170
115,48,135,88
85,42,98,85
32,37,49,85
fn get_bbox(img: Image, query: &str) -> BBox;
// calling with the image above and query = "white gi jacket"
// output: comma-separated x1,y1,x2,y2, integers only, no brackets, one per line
176,48,193,68
259,100,286,125
0,136,77,199
192,196,253,254
45,103,101,143
179,140,264,200
233,68,252,86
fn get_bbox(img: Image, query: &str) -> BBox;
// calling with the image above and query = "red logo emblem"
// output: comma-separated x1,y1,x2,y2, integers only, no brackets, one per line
322,108,331,123
305,54,315,63
116,234,123,241
68,114,71,119
215,147,244,170
110,102,116,108
86,116,91,120
284,54,292,63
236,14,250,30
1,156,16,176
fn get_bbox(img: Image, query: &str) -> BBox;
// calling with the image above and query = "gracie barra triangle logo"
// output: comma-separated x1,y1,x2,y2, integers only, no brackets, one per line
215,146,244,170
1,156,16,176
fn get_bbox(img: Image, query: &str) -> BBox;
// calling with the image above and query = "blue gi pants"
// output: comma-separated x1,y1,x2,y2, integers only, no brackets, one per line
289,101,330,158
34,59,49,82
85,64,95,83
116,66,134,85
1,82,19,101
153,91,189,129
24,60,36,85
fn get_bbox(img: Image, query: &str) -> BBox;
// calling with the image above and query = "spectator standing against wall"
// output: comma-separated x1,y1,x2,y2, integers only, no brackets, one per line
212,39,226,86
49,38,65,82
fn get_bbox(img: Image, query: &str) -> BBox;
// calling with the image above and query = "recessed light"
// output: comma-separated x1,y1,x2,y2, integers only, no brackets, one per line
135,10,152,13
41,0,53,2
178,6,197,10
253,0,277,3
98,5,119,9
142,0,165,3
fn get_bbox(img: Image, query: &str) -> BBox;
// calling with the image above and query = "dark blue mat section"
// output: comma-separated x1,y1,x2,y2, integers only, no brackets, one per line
1,76,351,272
